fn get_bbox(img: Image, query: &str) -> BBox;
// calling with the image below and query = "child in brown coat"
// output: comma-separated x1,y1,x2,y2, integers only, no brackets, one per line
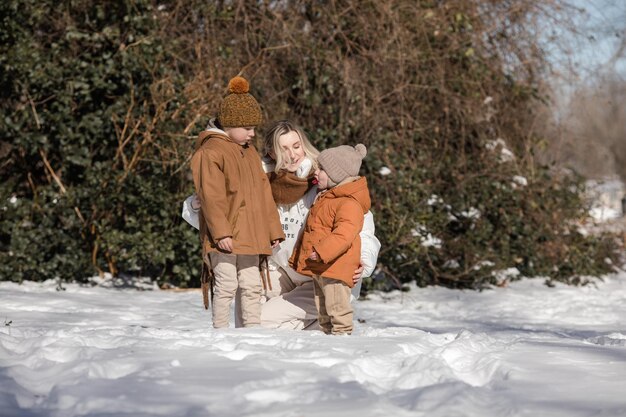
290,144,370,334
191,76,284,328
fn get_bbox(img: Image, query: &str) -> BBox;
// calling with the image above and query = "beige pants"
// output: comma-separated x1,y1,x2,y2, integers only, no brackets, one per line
210,252,261,329
263,266,295,300
260,268,319,330
235,267,318,330
312,275,353,335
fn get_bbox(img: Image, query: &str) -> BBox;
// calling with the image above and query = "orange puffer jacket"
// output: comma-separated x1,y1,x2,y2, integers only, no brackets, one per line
289,177,371,287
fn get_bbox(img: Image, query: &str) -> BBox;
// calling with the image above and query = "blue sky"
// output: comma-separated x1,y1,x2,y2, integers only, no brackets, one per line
569,0,625,76
544,0,625,110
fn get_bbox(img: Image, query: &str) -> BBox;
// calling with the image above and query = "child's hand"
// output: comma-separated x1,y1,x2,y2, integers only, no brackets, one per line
270,239,280,249
217,237,233,252
308,250,319,261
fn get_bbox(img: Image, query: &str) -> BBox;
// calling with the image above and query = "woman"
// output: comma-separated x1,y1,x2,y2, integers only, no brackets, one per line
258,120,380,330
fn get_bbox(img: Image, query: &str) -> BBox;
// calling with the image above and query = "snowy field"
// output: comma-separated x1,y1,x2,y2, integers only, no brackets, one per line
1,273,626,417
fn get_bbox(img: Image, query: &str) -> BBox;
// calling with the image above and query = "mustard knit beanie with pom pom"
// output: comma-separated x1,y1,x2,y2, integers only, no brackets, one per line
218,76,262,128
318,144,367,186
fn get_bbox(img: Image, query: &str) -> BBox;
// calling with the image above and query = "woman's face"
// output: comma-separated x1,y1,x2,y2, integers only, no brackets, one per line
277,131,306,172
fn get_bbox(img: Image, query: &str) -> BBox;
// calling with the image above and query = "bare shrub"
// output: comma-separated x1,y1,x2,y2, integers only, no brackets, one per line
550,74,626,181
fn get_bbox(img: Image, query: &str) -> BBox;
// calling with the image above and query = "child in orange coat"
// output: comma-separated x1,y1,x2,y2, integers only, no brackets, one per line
289,144,371,334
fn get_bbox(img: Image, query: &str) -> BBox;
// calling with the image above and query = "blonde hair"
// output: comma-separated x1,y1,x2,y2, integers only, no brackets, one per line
263,120,320,173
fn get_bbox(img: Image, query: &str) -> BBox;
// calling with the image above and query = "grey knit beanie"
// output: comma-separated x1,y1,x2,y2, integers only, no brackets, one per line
317,144,367,186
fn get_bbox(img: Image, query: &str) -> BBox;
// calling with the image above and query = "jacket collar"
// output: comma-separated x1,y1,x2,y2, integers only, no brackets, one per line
315,176,371,213
195,129,239,150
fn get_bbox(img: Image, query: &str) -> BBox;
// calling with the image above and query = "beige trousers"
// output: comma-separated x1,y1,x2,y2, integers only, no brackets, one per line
263,266,295,300
312,275,353,335
210,252,261,328
259,268,319,330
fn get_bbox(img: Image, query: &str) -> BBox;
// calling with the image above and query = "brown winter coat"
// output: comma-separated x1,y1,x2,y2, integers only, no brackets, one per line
289,177,371,287
191,130,284,256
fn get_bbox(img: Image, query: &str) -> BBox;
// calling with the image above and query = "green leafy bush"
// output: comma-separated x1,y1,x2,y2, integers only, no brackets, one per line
1,0,621,288
0,0,199,285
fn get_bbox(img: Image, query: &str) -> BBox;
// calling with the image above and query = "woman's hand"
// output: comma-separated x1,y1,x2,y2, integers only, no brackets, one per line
191,195,201,211
308,250,319,261
271,239,281,249
352,264,364,284
217,237,233,253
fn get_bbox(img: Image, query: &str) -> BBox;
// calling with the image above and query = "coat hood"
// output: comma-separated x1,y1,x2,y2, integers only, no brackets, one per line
322,177,371,214
195,129,231,150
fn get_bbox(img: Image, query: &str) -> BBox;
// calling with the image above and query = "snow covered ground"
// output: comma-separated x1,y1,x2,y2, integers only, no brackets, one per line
1,273,626,417
586,178,625,221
